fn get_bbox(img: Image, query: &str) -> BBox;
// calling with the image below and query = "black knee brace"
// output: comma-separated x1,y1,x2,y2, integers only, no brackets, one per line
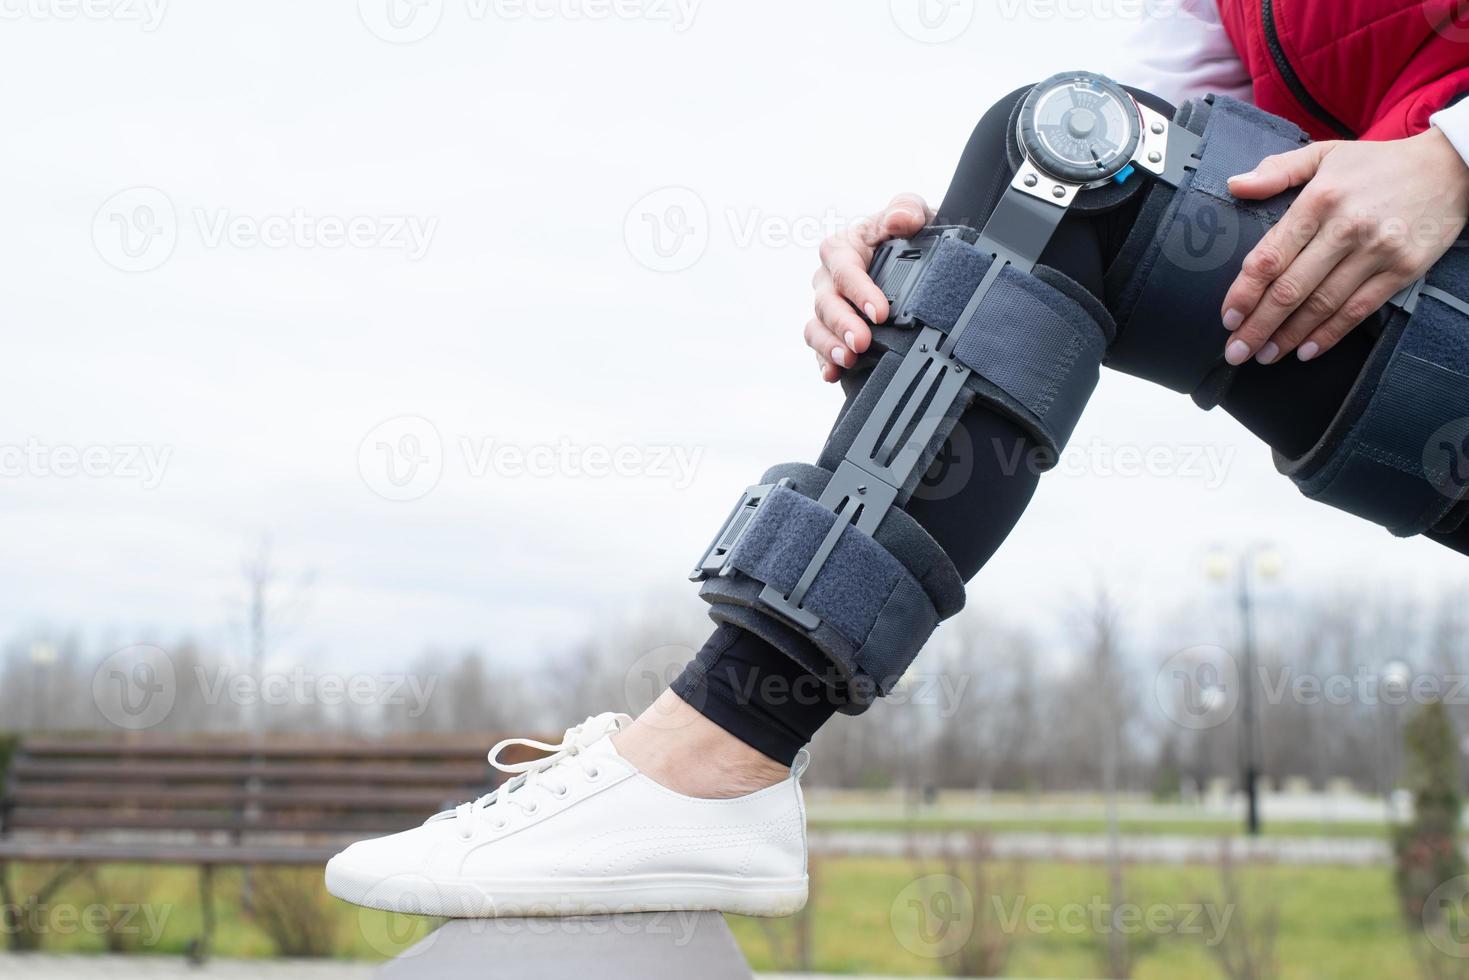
691,71,1469,711
1104,95,1469,537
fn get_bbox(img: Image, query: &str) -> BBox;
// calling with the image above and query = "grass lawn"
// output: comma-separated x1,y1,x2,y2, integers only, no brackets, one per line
2,857,1425,977
807,817,1399,838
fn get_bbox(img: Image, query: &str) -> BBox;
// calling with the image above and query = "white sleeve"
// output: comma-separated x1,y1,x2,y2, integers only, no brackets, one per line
1106,0,1253,108
1430,101,1469,170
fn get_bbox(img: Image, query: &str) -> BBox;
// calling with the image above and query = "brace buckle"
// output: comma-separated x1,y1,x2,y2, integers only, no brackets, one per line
869,227,967,328
689,478,792,581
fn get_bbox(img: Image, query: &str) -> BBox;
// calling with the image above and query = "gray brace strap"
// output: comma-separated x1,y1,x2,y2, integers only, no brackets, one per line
1275,248,1469,537
692,231,1109,704
1107,96,1308,405
694,462,964,702
851,231,1115,474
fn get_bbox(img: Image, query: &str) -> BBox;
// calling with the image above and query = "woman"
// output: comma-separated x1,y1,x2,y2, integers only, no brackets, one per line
326,1,1469,920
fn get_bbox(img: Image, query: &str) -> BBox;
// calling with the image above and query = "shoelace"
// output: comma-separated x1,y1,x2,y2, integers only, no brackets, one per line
446,713,626,839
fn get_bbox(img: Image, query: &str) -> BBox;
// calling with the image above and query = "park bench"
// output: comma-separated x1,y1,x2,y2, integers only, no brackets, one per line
0,734,518,959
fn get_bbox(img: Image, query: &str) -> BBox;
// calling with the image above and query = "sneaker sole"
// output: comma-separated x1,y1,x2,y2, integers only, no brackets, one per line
324,855,809,918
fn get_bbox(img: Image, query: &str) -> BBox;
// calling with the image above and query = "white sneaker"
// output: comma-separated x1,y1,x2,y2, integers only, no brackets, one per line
324,712,809,918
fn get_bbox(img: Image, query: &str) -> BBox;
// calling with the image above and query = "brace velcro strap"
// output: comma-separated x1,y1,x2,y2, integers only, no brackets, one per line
883,237,1110,458
1276,250,1469,537
696,462,964,698
1107,96,1309,403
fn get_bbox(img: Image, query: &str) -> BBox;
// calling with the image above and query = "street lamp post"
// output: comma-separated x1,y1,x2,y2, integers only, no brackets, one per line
28,641,58,732
1208,545,1281,837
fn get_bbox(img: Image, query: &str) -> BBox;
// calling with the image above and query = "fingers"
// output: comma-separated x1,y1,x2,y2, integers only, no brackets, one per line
1297,272,1406,362
805,317,847,381
809,193,932,378
1226,142,1339,200
1256,251,1385,363
812,267,872,363
876,192,932,242
1225,229,1350,365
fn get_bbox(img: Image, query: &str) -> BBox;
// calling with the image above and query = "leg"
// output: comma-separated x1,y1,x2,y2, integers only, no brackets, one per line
635,83,1469,791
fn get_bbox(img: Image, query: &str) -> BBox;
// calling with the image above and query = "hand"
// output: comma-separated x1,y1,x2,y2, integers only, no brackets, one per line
1220,127,1469,365
808,193,934,382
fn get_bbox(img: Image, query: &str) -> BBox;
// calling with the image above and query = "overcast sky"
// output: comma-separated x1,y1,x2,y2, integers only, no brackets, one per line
1,0,1462,677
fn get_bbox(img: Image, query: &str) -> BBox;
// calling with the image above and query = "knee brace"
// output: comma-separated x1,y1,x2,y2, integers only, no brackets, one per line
1106,94,1469,537
691,228,1114,710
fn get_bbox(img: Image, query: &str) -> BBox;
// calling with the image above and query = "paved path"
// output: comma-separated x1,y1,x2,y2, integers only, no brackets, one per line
809,830,1392,865
0,955,948,980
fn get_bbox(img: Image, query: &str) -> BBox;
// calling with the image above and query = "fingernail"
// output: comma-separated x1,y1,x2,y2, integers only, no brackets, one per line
1229,171,1258,183
863,303,877,322
1225,340,1252,366
1223,309,1244,331
844,331,856,351
1256,342,1280,365
831,347,846,367
1298,341,1320,361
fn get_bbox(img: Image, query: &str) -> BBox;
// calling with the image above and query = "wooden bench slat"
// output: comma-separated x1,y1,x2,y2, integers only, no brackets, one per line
7,809,415,835
17,739,495,760
0,840,340,865
11,785,477,809
10,760,490,785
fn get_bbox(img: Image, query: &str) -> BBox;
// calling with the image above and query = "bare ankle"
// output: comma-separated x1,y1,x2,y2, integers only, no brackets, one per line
611,690,791,799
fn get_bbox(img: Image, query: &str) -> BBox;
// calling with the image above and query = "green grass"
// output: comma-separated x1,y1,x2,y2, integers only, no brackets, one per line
807,817,1399,838
1,858,1425,978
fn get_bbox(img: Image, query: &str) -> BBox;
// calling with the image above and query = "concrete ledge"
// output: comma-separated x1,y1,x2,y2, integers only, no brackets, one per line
378,912,752,979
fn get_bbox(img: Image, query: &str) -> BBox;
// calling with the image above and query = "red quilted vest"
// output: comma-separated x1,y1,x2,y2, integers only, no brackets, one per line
1216,0,1469,140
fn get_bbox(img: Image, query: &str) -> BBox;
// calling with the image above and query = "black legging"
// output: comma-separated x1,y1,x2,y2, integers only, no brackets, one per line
671,87,1469,765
